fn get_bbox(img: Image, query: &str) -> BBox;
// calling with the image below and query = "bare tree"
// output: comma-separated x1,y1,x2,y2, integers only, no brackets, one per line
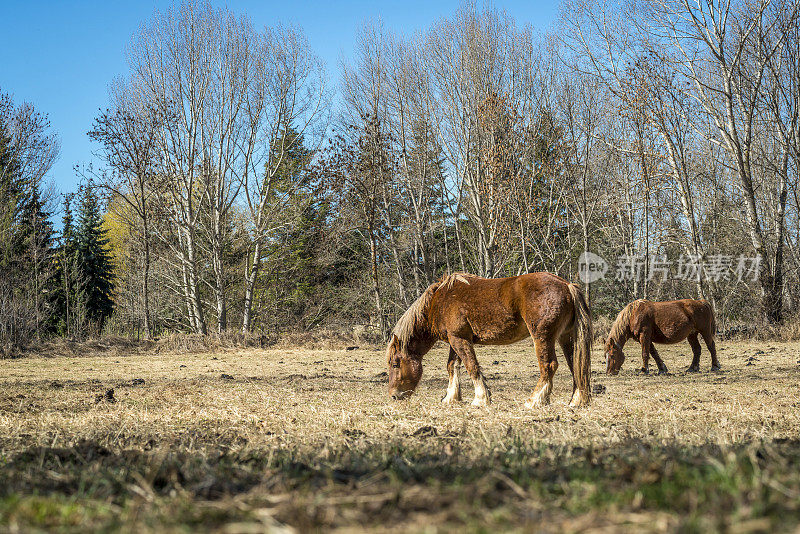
559,74,611,304
423,7,541,276
645,0,792,321
126,2,329,333
90,80,161,338
323,115,396,338
240,25,328,332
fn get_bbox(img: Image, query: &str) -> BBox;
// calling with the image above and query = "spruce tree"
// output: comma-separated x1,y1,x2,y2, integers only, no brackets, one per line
0,126,22,270
74,182,115,332
261,127,322,329
0,93,61,346
53,194,78,336
15,179,57,336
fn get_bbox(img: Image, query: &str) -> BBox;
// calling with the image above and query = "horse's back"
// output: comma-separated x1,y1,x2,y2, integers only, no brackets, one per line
442,272,570,303
431,272,573,344
646,299,714,341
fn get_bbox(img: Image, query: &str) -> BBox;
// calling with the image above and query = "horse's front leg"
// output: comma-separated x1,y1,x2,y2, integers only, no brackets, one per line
639,332,652,374
441,347,462,404
650,345,669,374
448,336,490,407
525,337,557,409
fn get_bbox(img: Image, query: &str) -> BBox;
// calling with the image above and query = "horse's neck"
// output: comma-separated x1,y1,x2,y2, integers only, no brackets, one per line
612,328,630,348
422,332,437,355
410,329,436,357
418,292,439,344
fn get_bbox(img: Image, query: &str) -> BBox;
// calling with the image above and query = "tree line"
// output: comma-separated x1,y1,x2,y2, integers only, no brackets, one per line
2,0,800,348
0,91,114,351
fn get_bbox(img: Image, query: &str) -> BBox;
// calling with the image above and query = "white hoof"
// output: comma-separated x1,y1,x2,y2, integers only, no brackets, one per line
524,397,549,409
525,384,551,409
470,375,490,407
471,395,488,407
441,391,462,404
568,389,588,408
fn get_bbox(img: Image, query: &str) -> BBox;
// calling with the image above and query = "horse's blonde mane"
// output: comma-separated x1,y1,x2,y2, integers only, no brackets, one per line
391,272,474,347
608,299,645,344
441,272,474,289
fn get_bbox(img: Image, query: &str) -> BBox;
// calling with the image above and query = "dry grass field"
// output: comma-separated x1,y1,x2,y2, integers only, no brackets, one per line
1,339,800,533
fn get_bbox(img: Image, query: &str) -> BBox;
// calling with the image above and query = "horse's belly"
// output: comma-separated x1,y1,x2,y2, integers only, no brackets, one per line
652,324,693,344
473,317,529,345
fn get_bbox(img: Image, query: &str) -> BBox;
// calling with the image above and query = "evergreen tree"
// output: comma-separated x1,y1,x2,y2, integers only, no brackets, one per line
0,92,60,347
271,127,313,195
52,194,78,336
74,182,115,332
0,125,22,269
15,179,57,336
258,127,328,330
17,182,55,256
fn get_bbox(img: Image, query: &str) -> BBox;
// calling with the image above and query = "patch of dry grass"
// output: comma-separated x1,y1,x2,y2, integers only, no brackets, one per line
11,328,379,361
1,339,799,532
719,319,800,342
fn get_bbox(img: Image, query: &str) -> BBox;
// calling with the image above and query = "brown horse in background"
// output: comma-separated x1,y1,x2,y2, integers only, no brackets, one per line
604,299,719,375
386,272,592,408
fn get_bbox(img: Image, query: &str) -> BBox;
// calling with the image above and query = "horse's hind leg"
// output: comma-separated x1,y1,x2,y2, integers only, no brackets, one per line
650,345,669,374
559,333,577,398
525,337,558,409
701,332,720,371
687,334,702,372
448,336,490,407
441,347,462,404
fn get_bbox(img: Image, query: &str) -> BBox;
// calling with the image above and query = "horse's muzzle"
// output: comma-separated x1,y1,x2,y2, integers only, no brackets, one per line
390,389,412,400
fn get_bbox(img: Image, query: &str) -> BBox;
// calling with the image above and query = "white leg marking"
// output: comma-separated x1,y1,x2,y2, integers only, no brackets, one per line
568,388,587,408
441,364,462,404
524,381,552,409
471,374,490,407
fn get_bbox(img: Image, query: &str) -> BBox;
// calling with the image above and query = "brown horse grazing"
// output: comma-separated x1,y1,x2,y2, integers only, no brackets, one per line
604,299,719,375
386,272,592,408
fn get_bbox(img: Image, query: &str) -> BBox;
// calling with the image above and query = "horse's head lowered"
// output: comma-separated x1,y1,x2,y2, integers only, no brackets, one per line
386,335,425,400
604,337,625,375
604,302,635,375
386,278,450,399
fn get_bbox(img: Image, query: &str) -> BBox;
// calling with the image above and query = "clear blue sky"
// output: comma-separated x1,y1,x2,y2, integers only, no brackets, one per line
0,1,559,197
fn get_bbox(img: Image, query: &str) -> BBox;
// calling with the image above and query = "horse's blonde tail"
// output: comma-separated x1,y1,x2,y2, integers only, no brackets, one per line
568,283,592,407
703,299,717,339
